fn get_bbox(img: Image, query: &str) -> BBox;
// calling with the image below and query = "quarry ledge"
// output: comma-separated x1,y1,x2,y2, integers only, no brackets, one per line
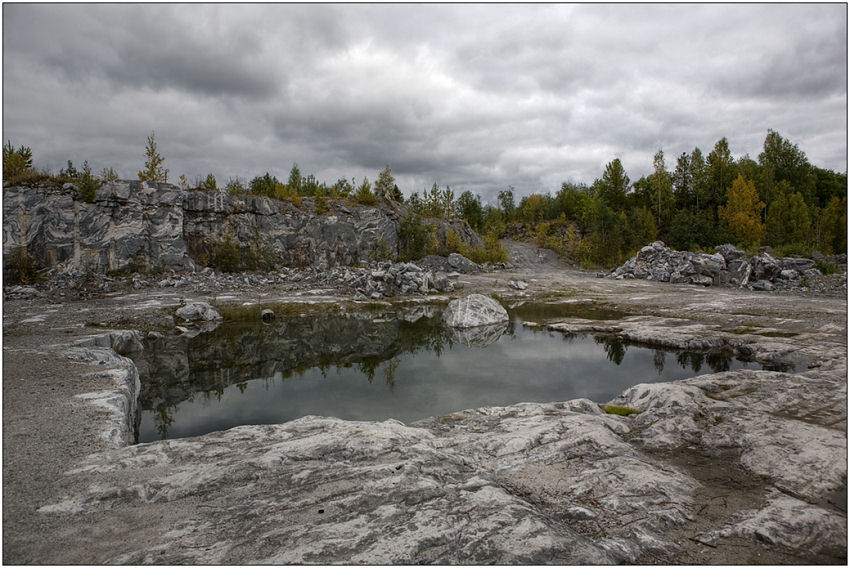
2,271,846,565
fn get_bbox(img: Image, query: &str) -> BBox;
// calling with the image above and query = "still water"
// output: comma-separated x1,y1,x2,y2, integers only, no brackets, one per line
134,304,769,443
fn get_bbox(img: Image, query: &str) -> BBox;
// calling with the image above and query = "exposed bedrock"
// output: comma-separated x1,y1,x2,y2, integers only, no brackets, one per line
2,182,481,276
37,313,847,564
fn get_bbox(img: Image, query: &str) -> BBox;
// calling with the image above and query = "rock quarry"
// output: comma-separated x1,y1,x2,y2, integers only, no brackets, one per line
1,189,846,564
2,181,482,276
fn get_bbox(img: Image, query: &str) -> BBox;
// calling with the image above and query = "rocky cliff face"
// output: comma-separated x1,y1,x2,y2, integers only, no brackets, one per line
3,181,480,276
4,182,188,273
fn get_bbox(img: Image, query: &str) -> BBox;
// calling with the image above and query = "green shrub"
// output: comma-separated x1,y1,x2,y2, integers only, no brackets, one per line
206,234,242,272
774,243,811,258
369,236,394,262
315,194,329,214
466,234,509,264
534,222,550,248
399,213,438,261
3,141,33,182
814,259,841,275
205,229,277,273
5,247,42,285
274,184,302,207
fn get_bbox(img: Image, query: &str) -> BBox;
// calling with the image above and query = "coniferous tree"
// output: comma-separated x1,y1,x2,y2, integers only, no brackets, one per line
287,164,302,195
3,141,33,179
597,158,629,210
374,165,395,199
201,173,217,192
355,177,376,204
707,138,736,213
138,132,168,183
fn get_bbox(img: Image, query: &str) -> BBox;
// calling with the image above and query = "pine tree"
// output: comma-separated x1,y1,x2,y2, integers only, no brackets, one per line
201,173,217,192
355,177,376,204
287,164,302,195
374,165,395,199
3,141,33,179
137,132,168,183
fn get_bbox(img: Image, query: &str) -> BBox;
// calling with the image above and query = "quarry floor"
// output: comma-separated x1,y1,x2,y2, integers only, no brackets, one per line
2,241,847,564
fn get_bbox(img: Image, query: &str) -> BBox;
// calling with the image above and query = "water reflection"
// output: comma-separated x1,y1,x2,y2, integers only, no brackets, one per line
449,322,509,348
133,308,776,442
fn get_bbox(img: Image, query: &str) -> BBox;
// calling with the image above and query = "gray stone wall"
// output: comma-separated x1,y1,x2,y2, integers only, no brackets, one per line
3,182,480,275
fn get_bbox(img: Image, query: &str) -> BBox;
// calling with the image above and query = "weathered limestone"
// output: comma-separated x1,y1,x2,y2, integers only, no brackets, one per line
442,293,509,328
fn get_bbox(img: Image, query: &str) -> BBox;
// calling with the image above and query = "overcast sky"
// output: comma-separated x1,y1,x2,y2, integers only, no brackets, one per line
3,3,847,203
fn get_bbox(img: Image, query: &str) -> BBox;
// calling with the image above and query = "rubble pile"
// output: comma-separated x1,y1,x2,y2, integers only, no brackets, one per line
609,241,846,294
3,255,493,302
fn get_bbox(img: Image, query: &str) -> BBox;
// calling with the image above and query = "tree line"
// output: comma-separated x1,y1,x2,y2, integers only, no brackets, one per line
444,130,846,266
4,129,846,267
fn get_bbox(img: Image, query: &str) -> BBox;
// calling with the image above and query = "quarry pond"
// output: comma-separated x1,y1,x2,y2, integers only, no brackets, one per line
134,302,780,442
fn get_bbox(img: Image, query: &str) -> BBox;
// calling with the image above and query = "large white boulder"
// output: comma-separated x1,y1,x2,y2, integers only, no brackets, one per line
442,293,509,328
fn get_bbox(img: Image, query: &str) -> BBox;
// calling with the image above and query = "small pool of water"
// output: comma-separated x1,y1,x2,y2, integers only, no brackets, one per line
133,304,776,442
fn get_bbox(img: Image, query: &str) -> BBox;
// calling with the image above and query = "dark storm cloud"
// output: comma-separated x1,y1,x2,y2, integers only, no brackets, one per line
3,3,846,204
6,4,278,99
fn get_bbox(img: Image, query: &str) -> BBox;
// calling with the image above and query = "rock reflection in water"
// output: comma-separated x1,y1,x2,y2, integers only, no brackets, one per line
449,322,508,348
133,309,767,443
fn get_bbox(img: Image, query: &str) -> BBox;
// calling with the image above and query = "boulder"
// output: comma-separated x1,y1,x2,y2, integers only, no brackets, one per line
751,279,775,292
175,302,223,323
648,269,671,282
750,253,782,282
691,253,726,279
781,258,815,272
442,294,509,328
727,259,752,287
429,271,454,293
447,253,480,274
109,330,144,356
715,243,747,262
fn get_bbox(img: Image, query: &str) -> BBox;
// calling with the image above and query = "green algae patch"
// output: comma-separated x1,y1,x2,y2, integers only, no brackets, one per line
602,404,642,416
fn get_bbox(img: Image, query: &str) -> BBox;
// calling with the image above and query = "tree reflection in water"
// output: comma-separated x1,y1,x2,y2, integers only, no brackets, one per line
133,309,774,443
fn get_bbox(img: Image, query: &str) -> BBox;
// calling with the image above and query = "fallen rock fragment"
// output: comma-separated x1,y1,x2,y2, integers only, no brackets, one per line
175,302,223,323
